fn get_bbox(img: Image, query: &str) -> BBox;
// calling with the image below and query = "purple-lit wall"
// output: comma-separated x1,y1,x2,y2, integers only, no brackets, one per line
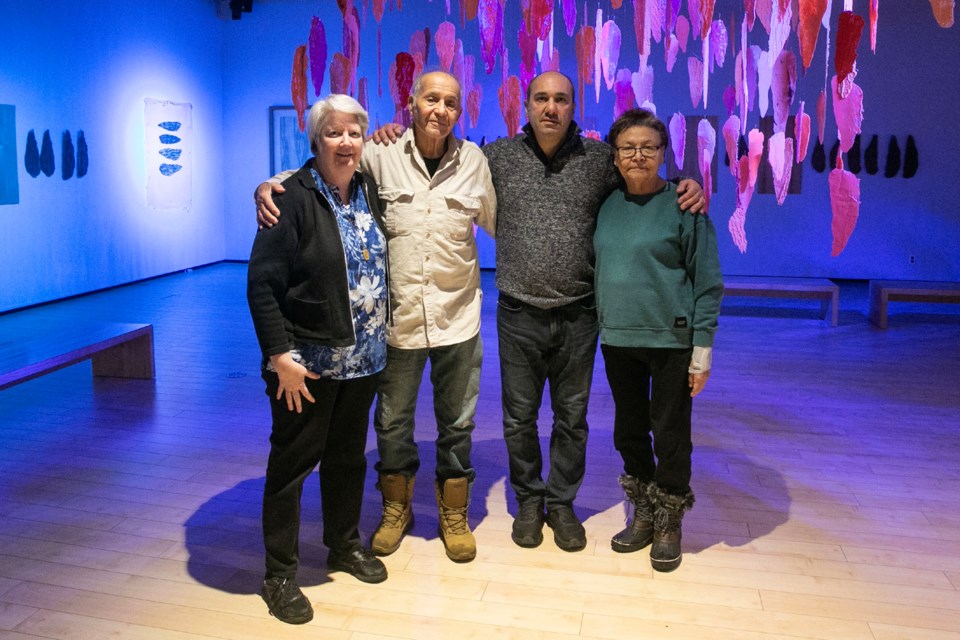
222,0,960,280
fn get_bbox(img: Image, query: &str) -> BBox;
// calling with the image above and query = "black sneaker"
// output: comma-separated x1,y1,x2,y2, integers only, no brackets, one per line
327,546,388,584
546,506,586,552
511,500,545,548
261,576,313,625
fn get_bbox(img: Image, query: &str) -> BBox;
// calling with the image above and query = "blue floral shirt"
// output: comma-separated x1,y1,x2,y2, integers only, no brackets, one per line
268,170,388,379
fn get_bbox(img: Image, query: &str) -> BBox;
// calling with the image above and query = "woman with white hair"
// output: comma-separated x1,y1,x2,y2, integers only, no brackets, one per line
247,94,389,625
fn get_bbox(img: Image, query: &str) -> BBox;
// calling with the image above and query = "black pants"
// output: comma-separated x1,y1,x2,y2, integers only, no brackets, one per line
600,344,693,495
261,371,378,579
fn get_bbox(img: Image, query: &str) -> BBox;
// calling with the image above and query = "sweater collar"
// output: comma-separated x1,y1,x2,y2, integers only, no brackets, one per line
521,121,585,169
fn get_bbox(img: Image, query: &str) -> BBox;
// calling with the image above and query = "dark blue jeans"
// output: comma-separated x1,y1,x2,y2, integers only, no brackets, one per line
497,293,598,509
373,334,481,483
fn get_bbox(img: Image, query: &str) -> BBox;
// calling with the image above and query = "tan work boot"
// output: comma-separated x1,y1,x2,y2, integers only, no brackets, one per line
435,478,476,562
370,473,414,556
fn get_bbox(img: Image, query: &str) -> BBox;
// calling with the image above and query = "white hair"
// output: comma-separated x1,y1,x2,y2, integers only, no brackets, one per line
306,94,369,155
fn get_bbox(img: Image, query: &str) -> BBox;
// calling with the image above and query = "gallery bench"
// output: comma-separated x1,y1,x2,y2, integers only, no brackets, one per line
0,322,155,391
722,276,840,326
868,280,960,329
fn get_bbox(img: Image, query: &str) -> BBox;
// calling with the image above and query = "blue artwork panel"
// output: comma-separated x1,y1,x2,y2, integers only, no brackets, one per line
159,163,183,176
39,130,55,177
61,130,75,180
24,130,40,177
77,130,88,177
158,121,182,131
1,105,20,204
159,148,182,160
159,134,181,144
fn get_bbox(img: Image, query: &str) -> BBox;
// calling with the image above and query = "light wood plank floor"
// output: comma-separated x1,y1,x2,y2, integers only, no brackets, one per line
1,263,958,639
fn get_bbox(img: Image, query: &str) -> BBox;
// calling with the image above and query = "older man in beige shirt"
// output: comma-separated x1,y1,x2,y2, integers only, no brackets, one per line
257,71,495,563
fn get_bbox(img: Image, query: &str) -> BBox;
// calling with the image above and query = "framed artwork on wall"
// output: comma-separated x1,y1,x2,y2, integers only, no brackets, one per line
269,106,311,176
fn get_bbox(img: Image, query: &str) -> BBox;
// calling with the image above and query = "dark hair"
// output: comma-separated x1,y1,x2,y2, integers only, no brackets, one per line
606,108,669,150
525,71,577,104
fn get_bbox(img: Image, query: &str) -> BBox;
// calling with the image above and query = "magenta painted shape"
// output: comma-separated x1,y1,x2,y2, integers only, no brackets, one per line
518,21,537,91
797,111,812,163
634,0,649,58
722,115,740,176
729,156,751,253
870,0,878,52
817,89,826,143
498,75,522,136
614,69,635,119
541,45,560,72
798,0,828,70
666,0,681,35
722,85,736,117
394,52,415,108
478,0,504,75
709,19,727,71
632,65,654,106
746,128,764,189
768,132,794,205
829,163,861,256
435,22,456,72
665,34,680,72
467,85,482,128
329,52,352,95
832,75,863,154
768,0,791,69
292,45,308,131
531,0,553,40
308,17,327,97
772,49,796,133
562,0,577,37
676,15,690,52
687,0,702,40
835,11,865,93
700,0,716,39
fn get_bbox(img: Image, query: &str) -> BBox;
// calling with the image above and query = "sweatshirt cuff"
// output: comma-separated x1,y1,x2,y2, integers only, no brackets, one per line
689,346,712,374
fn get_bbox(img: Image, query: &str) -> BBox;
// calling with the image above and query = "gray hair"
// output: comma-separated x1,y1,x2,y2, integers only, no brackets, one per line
410,70,462,104
306,94,369,155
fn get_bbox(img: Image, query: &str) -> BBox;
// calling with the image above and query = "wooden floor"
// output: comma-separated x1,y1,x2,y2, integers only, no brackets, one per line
1,263,958,640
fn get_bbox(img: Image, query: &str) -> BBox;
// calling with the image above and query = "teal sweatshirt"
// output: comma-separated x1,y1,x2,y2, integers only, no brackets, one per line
593,183,724,349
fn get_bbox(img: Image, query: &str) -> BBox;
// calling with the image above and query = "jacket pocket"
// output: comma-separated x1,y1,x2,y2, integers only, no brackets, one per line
286,295,332,335
442,193,481,241
379,188,415,237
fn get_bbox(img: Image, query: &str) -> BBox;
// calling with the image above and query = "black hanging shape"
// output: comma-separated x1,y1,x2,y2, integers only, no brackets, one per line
903,135,918,178
885,136,901,178
24,129,40,177
829,140,840,170
77,130,89,178
811,139,826,173
61,131,75,180
864,134,879,175
847,134,862,174
40,130,55,177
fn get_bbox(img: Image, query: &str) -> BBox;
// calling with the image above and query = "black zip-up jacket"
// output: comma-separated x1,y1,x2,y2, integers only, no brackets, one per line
247,160,387,358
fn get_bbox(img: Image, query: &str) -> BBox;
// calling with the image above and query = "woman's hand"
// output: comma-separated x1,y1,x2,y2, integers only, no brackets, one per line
689,371,710,398
269,352,321,413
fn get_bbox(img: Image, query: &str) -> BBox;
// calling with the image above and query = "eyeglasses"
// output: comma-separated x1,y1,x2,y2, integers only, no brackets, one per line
616,145,663,159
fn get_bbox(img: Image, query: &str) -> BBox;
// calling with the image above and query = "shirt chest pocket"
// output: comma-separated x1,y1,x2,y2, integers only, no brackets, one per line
441,193,480,241
378,187,416,237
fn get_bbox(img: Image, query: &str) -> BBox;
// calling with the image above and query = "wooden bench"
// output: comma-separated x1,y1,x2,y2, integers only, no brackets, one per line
868,280,960,329
0,322,155,391
722,276,840,326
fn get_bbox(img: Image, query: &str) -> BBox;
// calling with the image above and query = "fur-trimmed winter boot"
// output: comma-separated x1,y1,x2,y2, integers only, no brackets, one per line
649,485,695,572
435,478,476,562
370,473,415,556
611,475,655,553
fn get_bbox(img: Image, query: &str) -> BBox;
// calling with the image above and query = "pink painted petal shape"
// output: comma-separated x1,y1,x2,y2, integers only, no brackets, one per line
832,75,864,153
768,1,791,69
633,0,649,58
614,69,636,119
722,85,736,117
796,103,811,163
435,22,456,72
697,118,716,211
710,19,728,70
648,0,664,44
722,115,740,176
478,0,504,74
669,113,686,170
835,11,865,91
594,9,603,102
601,20,622,90
829,166,861,256
687,0,702,40
687,57,704,108
531,0,554,40
676,15,690,52
757,50,772,117
747,128,765,190
498,75,523,136
665,34,680,72
772,49,797,133
870,0,878,52
292,45,308,131
632,65,655,105
729,156,752,253
467,85,482,128
700,0,716,40
930,0,956,28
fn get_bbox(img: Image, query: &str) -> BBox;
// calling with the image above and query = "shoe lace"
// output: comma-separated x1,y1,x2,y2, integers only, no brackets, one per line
380,499,406,527
441,506,470,535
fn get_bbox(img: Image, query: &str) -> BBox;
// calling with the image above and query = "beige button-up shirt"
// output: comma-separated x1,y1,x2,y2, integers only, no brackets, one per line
360,129,496,349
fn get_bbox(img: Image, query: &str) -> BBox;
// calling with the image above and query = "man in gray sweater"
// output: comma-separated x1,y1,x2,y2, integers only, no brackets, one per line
482,72,704,552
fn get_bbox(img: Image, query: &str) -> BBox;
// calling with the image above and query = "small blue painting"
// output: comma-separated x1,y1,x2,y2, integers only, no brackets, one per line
159,134,181,145
0,105,19,204
158,121,182,131
159,163,183,176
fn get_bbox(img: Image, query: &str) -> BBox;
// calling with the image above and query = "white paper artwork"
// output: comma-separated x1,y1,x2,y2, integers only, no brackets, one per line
144,98,192,210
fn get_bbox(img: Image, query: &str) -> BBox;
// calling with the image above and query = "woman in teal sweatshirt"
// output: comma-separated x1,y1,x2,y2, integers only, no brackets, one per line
594,108,723,572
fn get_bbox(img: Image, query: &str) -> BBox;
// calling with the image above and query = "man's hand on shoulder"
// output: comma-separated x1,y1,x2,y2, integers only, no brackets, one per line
255,181,285,229
677,178,706,215
369,123,405,145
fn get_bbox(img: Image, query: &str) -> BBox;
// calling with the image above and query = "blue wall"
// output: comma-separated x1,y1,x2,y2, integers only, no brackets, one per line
1,1,957,312
0,0,226,312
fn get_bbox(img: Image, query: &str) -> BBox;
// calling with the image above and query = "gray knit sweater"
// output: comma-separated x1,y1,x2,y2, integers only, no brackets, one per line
483,123,619,309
